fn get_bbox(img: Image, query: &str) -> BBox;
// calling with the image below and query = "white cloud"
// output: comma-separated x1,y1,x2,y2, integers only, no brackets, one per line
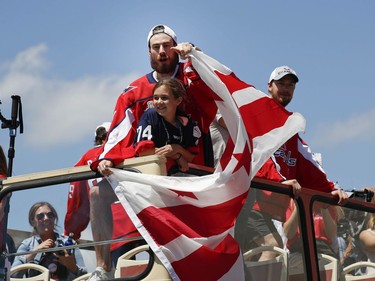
8,44,50,73
0,44,140,149
312,108,375,146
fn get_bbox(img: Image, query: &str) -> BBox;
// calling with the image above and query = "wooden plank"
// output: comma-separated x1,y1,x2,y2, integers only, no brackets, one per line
0,155,167,189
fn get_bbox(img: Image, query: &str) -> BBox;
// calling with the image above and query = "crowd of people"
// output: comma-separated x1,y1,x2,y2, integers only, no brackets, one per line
81,23,348,280
1,23,374,281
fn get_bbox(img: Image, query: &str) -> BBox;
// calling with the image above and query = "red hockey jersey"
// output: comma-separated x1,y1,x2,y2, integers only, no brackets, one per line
274,134,335,192
91,61,217,170
64,145,103,240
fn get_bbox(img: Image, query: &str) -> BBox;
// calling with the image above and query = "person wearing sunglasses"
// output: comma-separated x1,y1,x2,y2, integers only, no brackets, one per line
12,201,87,280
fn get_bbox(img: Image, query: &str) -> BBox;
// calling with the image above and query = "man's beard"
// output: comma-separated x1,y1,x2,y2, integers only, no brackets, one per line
280,97,292,107
150,53,179,74
280,99,292,107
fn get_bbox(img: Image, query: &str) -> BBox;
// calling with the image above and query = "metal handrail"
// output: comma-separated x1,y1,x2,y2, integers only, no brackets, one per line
1,161,374,281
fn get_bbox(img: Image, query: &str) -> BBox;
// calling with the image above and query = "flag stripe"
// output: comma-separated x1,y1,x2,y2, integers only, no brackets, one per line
115,171,250,210
100,108,134,158
170,235,240,281
136,192,247,244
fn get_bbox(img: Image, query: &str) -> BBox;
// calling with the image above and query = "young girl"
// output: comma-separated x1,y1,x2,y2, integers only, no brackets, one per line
134,78,201,173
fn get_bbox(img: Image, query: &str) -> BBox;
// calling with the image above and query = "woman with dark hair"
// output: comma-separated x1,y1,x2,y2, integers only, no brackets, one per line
12,201,87,280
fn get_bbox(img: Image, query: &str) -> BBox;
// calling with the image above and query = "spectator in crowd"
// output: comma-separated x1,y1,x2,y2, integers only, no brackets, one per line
12,202,87,281
266,65,347,201
235,66,347,261
64,123,145,268
242,159,302,261
284,200,344,266
335,217,354,267
88,24,217,280
64,122,111,240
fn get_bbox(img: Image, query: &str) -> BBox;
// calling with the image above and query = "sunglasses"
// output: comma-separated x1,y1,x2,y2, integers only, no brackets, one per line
36,211,55,221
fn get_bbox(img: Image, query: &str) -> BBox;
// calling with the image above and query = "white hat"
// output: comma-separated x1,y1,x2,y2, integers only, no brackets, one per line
95,122,111,136
268,66,299,83
147,24,177,46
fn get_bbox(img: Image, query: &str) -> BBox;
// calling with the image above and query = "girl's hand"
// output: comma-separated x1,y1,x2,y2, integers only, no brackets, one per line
177,157,189,172
155,144,177,157
98,160,113,176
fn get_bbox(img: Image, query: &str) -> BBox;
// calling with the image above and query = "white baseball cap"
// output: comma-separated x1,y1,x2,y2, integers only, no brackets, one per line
95,122,111,136
269,66,299,83
147,24,177,46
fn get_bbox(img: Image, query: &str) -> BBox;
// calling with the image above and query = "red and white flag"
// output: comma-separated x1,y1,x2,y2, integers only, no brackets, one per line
110,49,305,280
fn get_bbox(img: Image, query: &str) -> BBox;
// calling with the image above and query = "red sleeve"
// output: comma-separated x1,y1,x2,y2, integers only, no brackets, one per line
74,155,87,167
255,157,284,182
64,148,101,239
64,180,90,240
186,145,199,155
181,61,217,134
134,140,155,156
296,136,335,192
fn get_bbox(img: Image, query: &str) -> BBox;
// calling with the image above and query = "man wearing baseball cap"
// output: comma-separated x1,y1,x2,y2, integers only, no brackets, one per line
243,66,347,261
268,65,299,107
87,24,217,280
147,24,177,47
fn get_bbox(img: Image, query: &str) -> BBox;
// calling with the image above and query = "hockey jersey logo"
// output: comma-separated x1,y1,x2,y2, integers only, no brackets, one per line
274,145,297,167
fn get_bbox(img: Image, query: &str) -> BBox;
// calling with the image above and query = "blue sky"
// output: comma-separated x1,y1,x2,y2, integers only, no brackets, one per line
1,1,375,233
